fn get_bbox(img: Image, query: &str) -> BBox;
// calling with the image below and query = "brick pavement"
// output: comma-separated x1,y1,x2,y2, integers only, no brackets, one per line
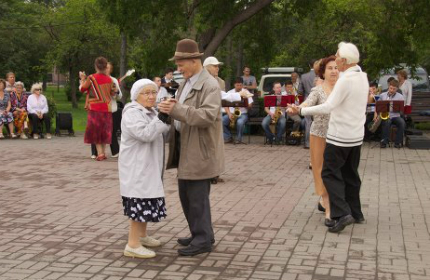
1,136,430,280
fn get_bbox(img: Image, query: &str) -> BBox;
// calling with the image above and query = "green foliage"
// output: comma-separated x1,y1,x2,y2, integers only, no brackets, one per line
0,0,51,85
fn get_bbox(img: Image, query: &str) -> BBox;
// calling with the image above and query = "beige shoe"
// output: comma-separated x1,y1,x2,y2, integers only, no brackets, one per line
123,244,156,259
20,133,28,139
46,133,52,139
33,134,39,140
141,236,161,247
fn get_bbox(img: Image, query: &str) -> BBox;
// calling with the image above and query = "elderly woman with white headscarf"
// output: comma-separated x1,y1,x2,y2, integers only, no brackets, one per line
119,79,170,259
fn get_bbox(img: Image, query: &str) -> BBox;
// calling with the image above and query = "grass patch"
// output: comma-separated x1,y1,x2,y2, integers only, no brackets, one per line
414,122,430,131
45,86,87,132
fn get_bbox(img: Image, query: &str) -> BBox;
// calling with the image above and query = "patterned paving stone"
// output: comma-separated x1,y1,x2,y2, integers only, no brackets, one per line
1,136,430,279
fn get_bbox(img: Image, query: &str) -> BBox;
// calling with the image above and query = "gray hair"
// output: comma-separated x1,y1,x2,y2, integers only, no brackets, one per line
15,81,25,91
337,42,360,64
31,83,43,93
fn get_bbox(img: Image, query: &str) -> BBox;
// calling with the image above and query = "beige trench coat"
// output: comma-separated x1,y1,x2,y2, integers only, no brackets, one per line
166,69,225,180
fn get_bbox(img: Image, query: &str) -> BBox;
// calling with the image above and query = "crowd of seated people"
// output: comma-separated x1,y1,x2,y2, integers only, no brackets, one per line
0,72,51,140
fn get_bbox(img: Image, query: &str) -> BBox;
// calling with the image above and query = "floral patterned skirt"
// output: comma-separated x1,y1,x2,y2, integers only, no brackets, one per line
122,196,167,223
0,112,13,125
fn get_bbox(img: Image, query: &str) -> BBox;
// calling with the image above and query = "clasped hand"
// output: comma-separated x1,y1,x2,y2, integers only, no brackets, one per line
157,99,177,114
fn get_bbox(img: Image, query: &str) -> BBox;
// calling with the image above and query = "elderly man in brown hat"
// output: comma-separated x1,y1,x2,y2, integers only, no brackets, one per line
158,39,225,256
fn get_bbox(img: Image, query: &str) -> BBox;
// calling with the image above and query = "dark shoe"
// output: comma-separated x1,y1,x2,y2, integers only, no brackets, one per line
210,178,218,184
177,237,215,247
394,143,402,149
237,141,247,145
318,202,326,213
380,141,387,148
325,219,335,227
304,146,310,149
178,245,212,256
328,215,355,233
309,164,312,170
354,216,365,224
177,237,193,246
224,138,233,144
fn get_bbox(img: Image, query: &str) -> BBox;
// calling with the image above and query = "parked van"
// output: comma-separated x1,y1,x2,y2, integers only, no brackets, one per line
257,67,303,96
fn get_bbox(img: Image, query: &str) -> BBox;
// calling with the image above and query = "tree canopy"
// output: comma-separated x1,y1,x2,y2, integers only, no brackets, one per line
1,0,429,105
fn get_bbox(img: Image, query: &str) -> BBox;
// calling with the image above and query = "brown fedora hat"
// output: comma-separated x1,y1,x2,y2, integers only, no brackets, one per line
169,39,204,61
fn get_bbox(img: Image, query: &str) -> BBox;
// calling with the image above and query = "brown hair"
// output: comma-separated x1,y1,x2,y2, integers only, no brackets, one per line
95,57,108,71
318,56,337,79
389,79,399,88
0,79,6,89
6,72,15,79
397,69,408,80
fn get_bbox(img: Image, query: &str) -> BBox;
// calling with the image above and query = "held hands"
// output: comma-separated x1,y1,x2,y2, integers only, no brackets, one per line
157,99,177,115
286,103,300,116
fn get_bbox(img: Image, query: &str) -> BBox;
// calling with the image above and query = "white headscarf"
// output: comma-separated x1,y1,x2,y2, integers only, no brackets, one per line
130,79,158,101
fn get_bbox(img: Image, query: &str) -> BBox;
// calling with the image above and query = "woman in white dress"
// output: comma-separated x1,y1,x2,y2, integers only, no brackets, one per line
119,79,169,259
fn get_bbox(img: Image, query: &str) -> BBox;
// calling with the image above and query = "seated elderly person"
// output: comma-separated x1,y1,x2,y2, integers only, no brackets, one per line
0,79,17,139
27,83,51,140
377,79,405,149
5,72,16,94
119,79,170,259
10,82,29,139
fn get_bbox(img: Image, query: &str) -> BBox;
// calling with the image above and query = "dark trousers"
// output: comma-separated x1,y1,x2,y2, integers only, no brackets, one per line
91,110,121,155
178,179,214,248
381,117,405,145
322,143,363,220
28,113,51,134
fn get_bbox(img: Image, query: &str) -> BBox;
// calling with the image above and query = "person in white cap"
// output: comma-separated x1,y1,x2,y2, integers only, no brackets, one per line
288,42,369,233
203,56,225,91
119,79,170,259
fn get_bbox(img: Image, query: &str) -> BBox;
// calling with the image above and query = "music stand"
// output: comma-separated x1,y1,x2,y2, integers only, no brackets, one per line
376,100,404,114
264,95,294,107
222,98,249,108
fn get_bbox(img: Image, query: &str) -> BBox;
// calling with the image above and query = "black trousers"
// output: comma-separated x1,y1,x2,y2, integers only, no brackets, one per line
28,113,51,134
178,179,214,248
322,143,363,220
91,110,121,155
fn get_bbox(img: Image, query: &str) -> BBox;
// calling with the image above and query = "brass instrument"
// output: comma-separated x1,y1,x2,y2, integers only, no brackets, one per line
230,107,241,129
269,106,282,134
380,112,389,120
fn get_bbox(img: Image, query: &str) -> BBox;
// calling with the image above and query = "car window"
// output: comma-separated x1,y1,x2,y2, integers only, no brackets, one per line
262,77,292,93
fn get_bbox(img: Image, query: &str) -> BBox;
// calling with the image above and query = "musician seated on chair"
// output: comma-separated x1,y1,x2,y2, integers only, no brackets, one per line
261,81,287,145
377,79,405,149
222,77,253,144
285,80,302,133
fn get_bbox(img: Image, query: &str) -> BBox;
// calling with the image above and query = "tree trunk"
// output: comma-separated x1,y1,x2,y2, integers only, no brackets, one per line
224,36,233,91
120,31,128,103
236,41,244,77
69,66,78,108
203,0,275,58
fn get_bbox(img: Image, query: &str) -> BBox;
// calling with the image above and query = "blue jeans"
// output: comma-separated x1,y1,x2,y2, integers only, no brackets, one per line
262,115,286,141
222,113,248,141
381,117,405,145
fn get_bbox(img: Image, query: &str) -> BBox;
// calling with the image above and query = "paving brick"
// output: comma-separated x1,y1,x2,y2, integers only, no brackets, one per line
1,137,430,279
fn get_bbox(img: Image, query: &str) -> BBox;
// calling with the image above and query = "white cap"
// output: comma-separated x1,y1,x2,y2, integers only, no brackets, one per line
203,56,223,67
130,79,158,101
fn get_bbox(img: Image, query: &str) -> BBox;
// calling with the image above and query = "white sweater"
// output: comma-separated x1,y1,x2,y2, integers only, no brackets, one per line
301,65,369,147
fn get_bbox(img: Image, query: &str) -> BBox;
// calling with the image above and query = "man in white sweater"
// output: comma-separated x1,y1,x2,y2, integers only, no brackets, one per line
288,42,369,233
